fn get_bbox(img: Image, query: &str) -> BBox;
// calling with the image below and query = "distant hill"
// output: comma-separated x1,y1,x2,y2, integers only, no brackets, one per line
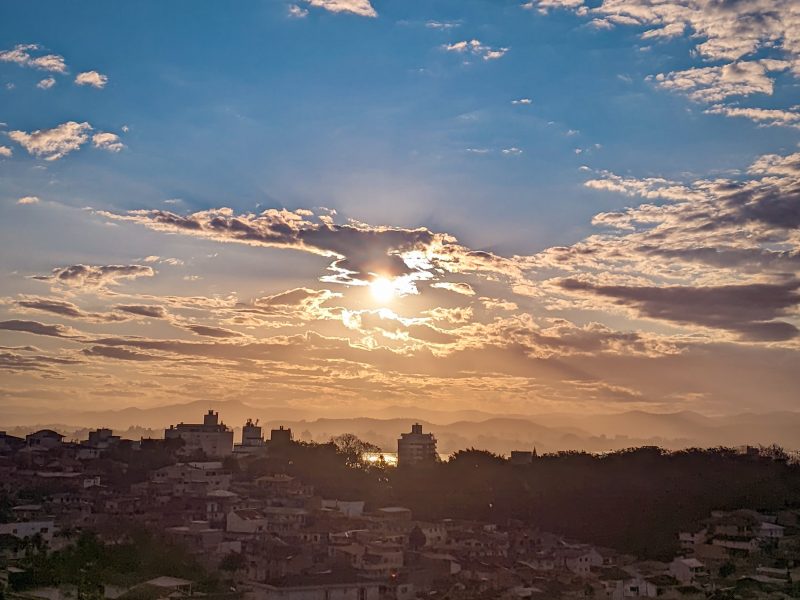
4,399,799,454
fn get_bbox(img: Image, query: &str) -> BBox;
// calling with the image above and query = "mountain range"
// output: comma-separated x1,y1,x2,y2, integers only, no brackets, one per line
2,399,799,454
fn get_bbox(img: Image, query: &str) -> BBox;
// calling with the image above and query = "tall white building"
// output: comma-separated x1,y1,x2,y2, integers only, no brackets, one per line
397,423,437,466
234,418,266,454
165,410,234,457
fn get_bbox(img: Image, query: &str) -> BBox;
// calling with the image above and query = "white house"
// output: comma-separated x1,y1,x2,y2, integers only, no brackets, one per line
0,520,55,543
669,557,707,584
227,509,270,534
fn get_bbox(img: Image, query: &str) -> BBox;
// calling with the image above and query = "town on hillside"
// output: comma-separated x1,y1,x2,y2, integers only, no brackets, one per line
1,410,799,600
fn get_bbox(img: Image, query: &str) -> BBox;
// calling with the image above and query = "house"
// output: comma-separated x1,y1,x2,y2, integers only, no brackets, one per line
0,520,55,543
679,528,708,549
669,557,707,584
25,430,64,450
11,505,44,520
85,428,121,449
321,500,365,518
245,570,381,600
557,546,603,576
757,521,784,540
228,509,270,534
165,521,225,555
375,507,412,521
0,432,25,454
152,462,231,493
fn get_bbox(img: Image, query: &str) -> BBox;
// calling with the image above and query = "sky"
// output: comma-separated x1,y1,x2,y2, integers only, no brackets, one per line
0,0,799,418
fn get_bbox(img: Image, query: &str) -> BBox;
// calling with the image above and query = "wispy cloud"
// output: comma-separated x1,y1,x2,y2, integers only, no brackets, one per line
287,4,309,18
33,264,155,290
36,77,56,90
444,39,509,61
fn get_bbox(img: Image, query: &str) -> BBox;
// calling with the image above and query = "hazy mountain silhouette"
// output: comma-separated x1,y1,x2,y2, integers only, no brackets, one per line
3,399,799,453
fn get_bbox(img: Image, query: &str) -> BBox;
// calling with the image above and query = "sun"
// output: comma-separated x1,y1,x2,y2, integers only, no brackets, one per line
370,277,395,303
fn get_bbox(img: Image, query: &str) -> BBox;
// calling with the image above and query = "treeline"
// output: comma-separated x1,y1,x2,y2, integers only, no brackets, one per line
11,528,219,594
247,442,800,559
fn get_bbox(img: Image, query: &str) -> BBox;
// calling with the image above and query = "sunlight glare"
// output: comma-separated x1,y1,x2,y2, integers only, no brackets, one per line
370,277,395,304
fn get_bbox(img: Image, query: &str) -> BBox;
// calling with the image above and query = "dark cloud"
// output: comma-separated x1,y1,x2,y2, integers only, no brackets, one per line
638,246,800,273
101,208,515,288
33,264,155,288
0,351,81,373
114,304,167,318
82,346,163,361
560,278,800,341
184,324,243,338
15,297,128,322
0,319,79,338
255,288,331,307
724,183,800,230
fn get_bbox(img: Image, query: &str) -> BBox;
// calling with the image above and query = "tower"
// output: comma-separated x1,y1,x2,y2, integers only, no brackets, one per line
397,423,437,467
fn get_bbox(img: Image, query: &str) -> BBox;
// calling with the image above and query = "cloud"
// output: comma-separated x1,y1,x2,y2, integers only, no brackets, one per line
704,105,800,129
541,0,800,64
426,20,460,30
255,287,334,308
502,147,523,155
33,264,155,289
0,350,81,374
92,132,125,153
559,278,800,341
288,4,309,18
303,0,377,17
8,121,92,161
444,40,508,61
184,324,244,338
36,77,56,90
652,60,790,102
511,98,533,105
533,0,800,125
74,71,108,88
430,282,476,296
99,207,518,290
114,304,168,319
0,319,79,339
0,146,11,158
16,196,40,205
0,44,66,73
12,297,127,323
82,346,163,361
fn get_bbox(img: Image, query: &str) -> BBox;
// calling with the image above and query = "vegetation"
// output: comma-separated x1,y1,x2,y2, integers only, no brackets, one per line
11,528,218,592
246,440,800,560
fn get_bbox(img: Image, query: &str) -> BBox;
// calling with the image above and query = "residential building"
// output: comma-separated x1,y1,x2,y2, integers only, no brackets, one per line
235,418,266,454
25,429,64,450
270,426,293,446
397,424,436,467
165,410,234,457
669,557,708,584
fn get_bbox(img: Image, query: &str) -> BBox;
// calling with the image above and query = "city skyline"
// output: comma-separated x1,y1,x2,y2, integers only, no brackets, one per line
1,0,800,418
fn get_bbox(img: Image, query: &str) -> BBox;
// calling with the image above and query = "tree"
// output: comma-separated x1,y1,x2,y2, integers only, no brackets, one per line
330,433,382,469
219,551,245,573
718,562,735,578
409,526,427,550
